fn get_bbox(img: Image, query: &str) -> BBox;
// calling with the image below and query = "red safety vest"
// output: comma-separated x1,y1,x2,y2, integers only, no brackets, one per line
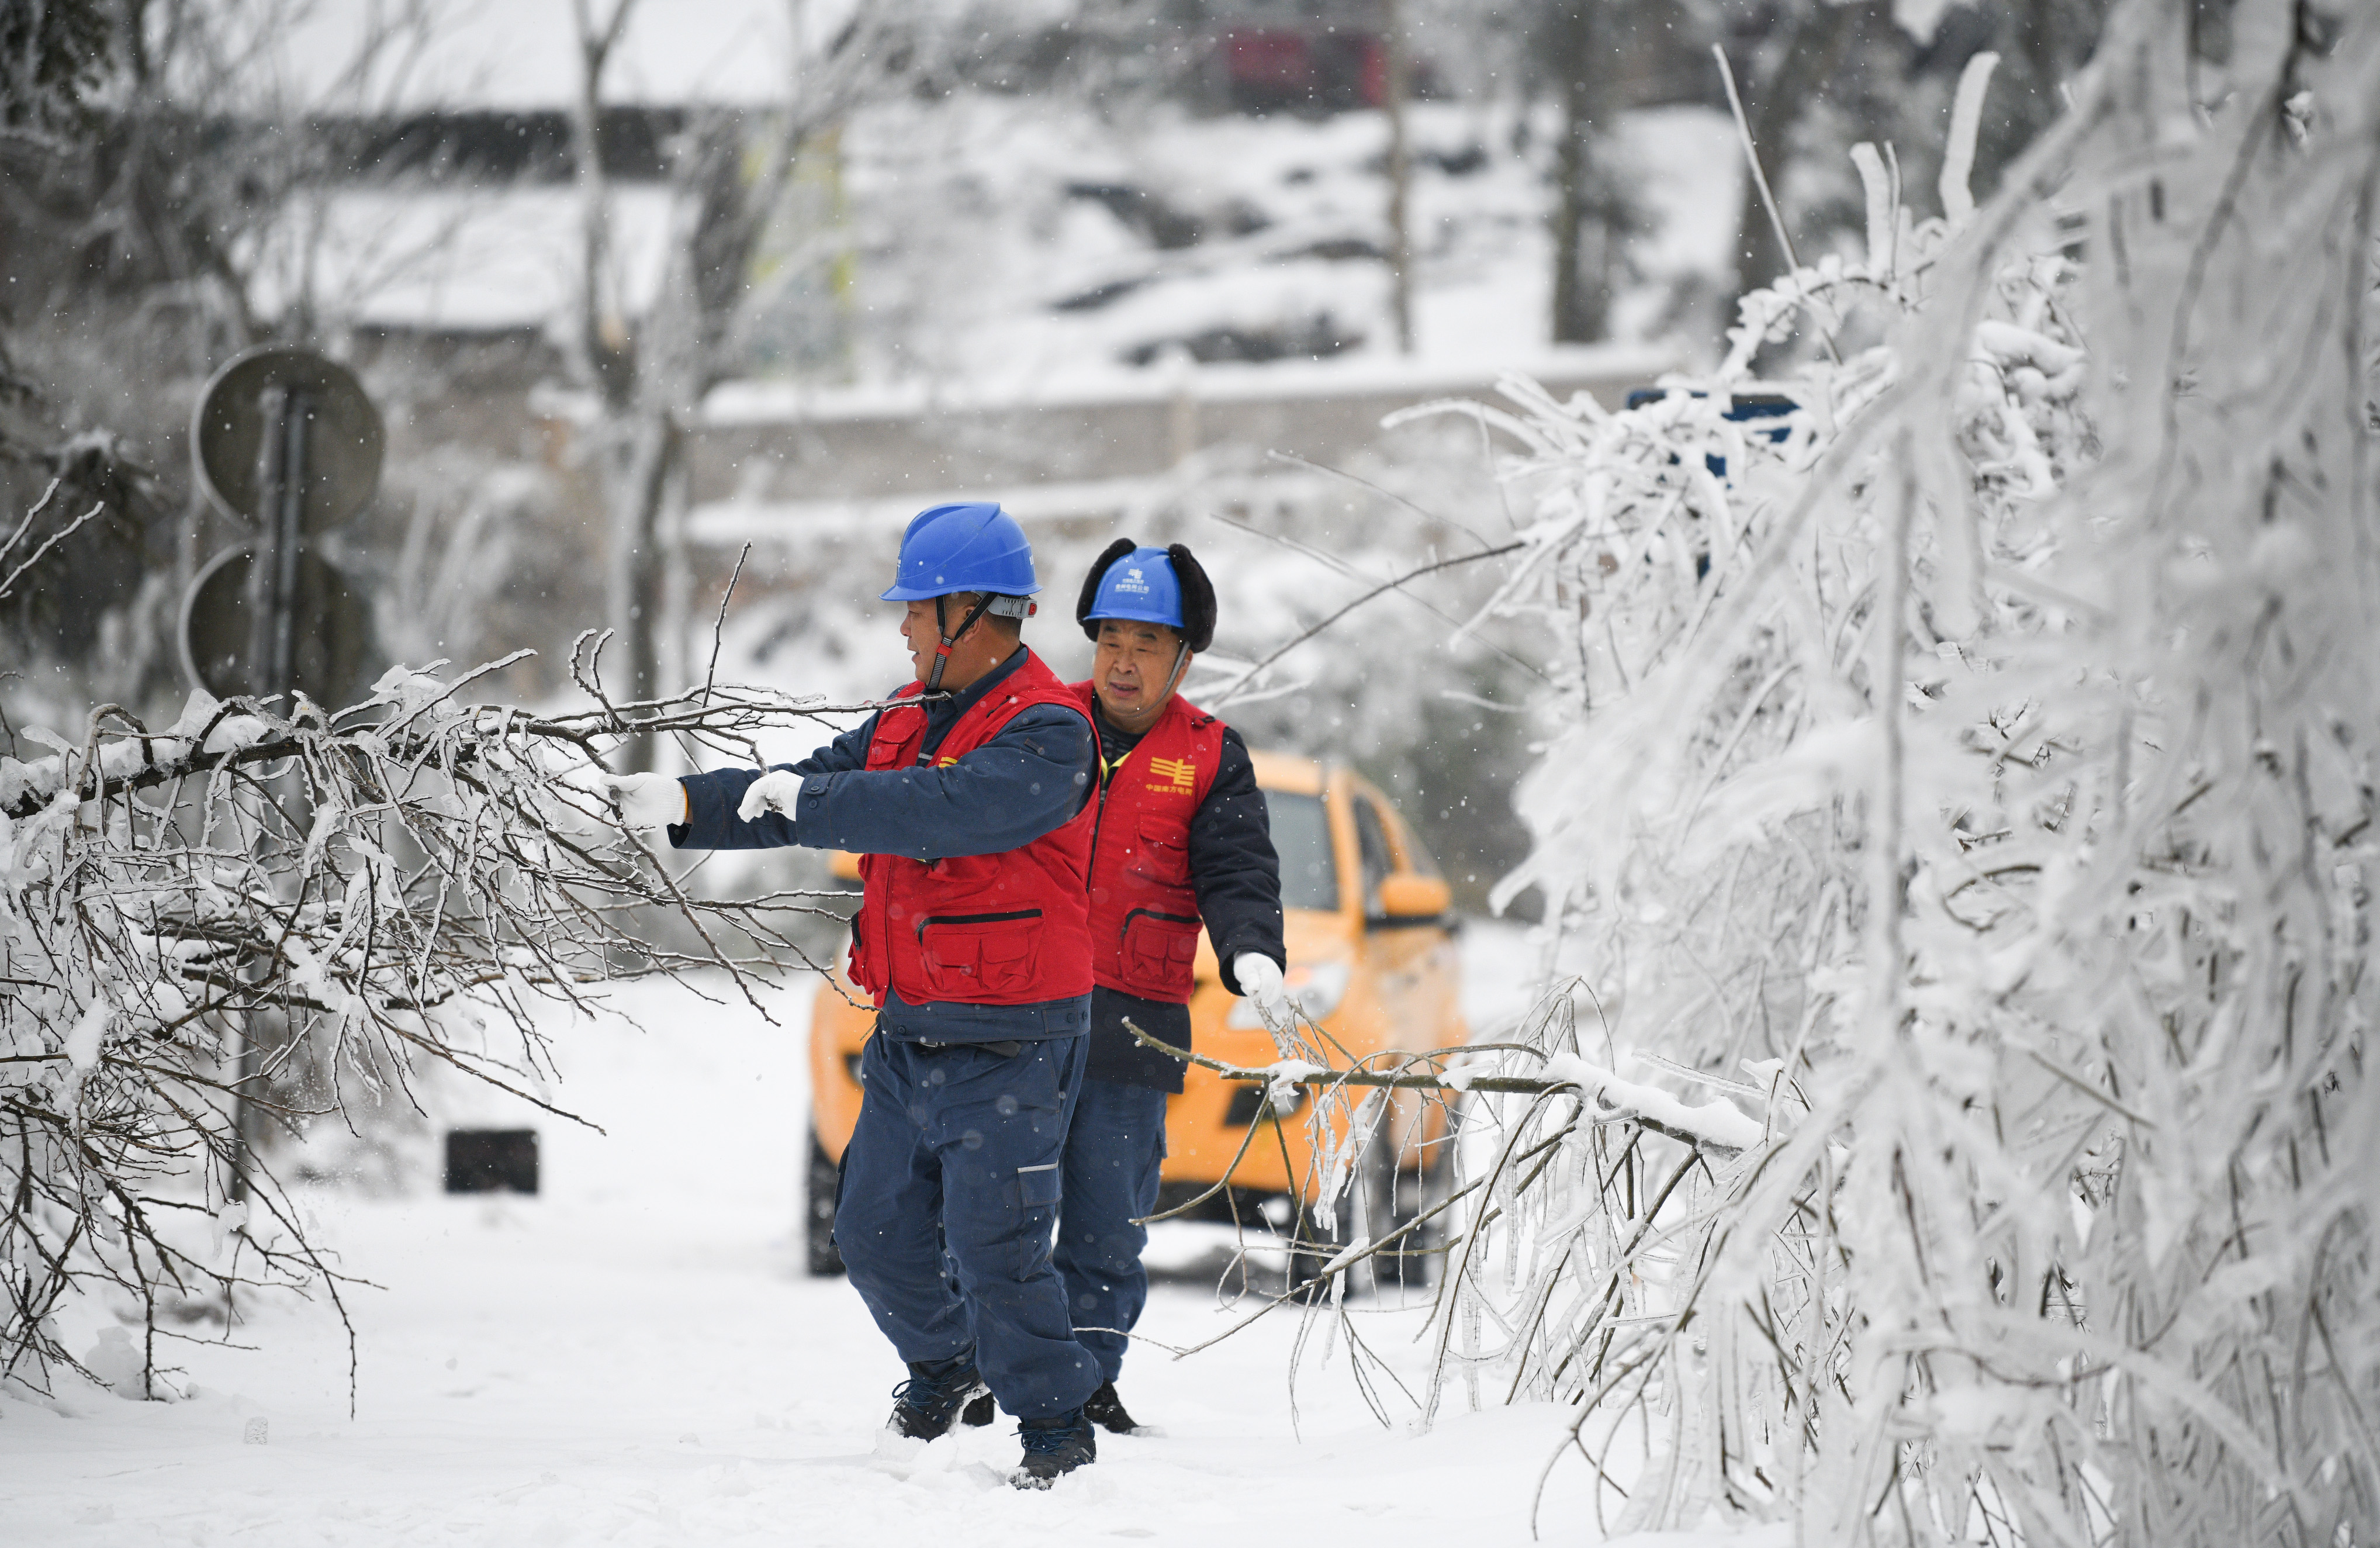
847,651,1098,1008
1069,683,1223,1003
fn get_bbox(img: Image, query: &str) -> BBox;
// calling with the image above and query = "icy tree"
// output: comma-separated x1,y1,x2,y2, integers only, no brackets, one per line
1316,2,2380,1542
561,0,929,738
0,565,857,1401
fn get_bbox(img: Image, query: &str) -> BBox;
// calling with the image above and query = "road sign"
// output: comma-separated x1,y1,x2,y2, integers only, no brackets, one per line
186,349,385,1205
178,542,376,706
185,347,383,702
191,348,384,532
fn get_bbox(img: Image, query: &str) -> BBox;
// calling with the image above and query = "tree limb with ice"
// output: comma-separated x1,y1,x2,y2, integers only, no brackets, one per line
0,606,894,1405
1355,5,2380,1542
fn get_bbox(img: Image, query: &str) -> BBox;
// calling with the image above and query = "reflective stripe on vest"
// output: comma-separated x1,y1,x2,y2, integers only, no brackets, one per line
846,651,1097,1008
1070,683,1223,1004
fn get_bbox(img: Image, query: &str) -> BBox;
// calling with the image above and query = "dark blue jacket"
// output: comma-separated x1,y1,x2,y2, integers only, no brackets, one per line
671,648,1097,1043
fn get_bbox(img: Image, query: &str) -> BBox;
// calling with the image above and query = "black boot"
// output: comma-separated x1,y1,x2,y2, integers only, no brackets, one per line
960,1391,995,1428
1010,1408,1096,1489
1081,1380,1144,1436
886,1352,987,1442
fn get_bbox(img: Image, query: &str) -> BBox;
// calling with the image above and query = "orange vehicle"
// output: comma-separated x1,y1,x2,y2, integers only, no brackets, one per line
804,748,1468,1280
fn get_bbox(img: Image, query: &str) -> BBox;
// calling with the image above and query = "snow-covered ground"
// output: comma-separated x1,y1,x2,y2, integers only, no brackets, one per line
0,926,1757,1547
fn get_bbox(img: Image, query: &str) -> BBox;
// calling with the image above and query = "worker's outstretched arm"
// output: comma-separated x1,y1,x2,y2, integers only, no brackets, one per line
676,706,1094,859
668,716,876,851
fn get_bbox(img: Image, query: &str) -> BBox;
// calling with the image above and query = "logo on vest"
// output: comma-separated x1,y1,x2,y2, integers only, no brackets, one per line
1146,755,1196,793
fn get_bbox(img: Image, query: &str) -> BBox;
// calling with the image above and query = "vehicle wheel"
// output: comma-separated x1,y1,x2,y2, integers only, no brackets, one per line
1288,1096,1397,1302
805,1126,845,1277
1347,1124,1405,1297
1284,1205,1340,1305
1375,1103,1460,1294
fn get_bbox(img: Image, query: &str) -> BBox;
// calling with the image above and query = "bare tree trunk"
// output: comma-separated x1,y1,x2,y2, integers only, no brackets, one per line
564,8,891,768
568,0,665,763
656,442,694,720
1382,0,1415,355
569,0,636,410
1722,2,1870,295
1549,1,1612,343
601,413,672,712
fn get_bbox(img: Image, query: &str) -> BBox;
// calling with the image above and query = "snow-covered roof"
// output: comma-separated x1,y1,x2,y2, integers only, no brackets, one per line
242,185,680,333
693,342,1677,426
189,0,866,112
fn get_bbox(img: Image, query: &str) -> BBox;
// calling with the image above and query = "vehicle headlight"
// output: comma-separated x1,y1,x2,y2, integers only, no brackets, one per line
1227,960,1351,1028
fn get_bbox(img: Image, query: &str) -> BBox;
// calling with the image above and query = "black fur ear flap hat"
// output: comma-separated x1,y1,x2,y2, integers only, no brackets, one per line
1167,543,1216,653
1077,538,1140,641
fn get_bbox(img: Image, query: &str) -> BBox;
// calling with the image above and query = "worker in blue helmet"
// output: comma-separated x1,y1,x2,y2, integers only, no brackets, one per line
602,502,1106,1488
961,539,1284,1435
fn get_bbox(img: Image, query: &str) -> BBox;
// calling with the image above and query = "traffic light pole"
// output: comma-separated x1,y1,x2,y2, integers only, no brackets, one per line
230,384,312,1201
185,348,380,1208
244,385,312,700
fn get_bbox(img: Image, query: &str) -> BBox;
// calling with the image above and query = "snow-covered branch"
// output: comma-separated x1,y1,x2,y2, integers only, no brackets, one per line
1122,1018,1765,1156
1366,4,2380,1543
0,640,871,1403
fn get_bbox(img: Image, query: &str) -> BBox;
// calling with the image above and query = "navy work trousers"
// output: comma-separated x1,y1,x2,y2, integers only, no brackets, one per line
1053,1077,1169,1385
836,1030,1101,1421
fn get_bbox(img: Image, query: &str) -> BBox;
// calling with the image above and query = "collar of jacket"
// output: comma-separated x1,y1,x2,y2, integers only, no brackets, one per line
912,645,1032,759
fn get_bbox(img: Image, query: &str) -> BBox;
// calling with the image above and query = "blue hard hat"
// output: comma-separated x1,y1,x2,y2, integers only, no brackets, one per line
1081,545,1184,631
880,502,1040,600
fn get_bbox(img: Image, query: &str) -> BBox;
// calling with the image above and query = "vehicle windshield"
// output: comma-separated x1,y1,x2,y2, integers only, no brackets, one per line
1266,792,1339,912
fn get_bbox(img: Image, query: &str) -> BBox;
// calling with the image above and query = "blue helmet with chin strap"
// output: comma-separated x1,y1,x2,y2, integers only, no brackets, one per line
1077,540,1217,652
1082,545,1183,631
885,502,1040,694
881,502,1040,604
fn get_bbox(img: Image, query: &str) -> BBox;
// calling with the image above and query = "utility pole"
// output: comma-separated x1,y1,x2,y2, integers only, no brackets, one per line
230,384,314,1201
1549,0,1612,344
189,347,383,1204
244,388,310,703
1382,0,1416,355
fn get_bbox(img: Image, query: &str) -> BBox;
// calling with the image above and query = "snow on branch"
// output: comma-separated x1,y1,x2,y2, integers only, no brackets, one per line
0,628,878,1405
1362,3,2380,1543
1122,1018,1766,1156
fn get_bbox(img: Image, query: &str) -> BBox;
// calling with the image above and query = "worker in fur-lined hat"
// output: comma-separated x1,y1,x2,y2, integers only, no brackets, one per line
967,540,1287,1435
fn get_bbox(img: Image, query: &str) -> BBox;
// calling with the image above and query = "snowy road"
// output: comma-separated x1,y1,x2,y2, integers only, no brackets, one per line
0,925,1659,1547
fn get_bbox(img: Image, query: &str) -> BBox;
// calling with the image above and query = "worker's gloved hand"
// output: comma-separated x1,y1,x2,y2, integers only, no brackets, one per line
736,769,804,826
603,772,684,833
1234,952,1289,1021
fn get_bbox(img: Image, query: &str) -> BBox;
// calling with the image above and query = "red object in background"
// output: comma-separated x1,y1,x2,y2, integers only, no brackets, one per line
1224,29,1310,91
1355,34,1386,107
1220,26,1389,111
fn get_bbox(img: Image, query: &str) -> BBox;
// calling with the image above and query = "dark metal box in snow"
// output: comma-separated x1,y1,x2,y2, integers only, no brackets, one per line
444,1129,540,1194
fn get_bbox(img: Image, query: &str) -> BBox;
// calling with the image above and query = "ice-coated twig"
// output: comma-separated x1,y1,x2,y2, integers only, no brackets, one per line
1202,533,1524,708
702,542,752,706
0,496,103,603
1122,1020,1759,1157
0,648,870,1404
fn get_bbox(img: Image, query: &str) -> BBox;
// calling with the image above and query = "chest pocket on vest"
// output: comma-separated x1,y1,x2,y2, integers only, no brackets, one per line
1129,814,1192,886
866,707,925,770
1119,907,1202,996
918,909,1043,996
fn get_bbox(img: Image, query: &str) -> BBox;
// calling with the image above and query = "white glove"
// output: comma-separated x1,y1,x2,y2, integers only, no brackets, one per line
1234,952,1289,1020
736,769,804,825
604,772,684,832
